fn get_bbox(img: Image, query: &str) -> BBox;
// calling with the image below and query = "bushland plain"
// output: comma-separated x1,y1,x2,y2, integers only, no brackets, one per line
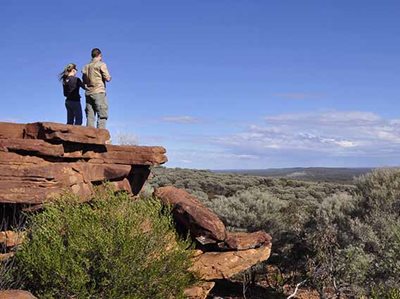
148,166,400,298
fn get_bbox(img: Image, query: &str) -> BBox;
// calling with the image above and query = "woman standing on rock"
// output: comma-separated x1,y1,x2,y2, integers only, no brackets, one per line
59,63,86,125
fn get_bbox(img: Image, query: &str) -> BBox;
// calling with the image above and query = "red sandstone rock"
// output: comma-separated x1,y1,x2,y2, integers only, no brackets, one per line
73,163,132,182
0,134,167,166
0,231,25,247
73,145,167,165
111,178,132,193
0,290,37,299
223,231,272,251
154,186,226,244
25,122,110,144
0,151,45,165
0,123,26,139
0,159,135,204
0,139,64,157
0,122,167,204
190,246,272,280
184,282,215,299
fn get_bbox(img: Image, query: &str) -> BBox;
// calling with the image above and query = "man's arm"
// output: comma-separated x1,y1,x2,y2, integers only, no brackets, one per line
81,66,88,85
100,63,111,82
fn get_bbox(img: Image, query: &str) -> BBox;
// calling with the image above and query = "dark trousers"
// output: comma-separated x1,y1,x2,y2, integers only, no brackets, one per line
65,100,83,125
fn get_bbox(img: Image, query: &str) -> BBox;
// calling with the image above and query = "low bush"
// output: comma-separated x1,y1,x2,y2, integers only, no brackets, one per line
13,186,196,299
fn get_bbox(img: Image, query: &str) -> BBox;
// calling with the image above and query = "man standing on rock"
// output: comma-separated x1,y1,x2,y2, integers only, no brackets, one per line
82,48,111,129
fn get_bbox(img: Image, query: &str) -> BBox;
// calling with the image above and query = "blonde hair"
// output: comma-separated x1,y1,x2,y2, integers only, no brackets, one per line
59,63,77,82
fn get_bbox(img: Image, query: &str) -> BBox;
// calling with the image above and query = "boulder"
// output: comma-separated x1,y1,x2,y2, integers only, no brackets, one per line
222,231,272,250
0,290,37,299
190,245,272,280
184,282,215,299
154,186,226,244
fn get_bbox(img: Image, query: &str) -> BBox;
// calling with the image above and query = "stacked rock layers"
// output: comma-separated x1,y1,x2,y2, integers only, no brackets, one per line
0,122,167,205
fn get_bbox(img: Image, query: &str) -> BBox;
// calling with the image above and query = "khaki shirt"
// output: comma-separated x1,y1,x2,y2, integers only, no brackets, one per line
82,59,111,95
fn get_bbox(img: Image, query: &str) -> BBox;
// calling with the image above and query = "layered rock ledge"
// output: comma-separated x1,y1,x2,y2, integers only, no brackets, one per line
0,122,167,205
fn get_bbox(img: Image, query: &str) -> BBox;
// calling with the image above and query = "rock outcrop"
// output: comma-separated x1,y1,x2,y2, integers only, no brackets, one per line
155,186,272,296
0,121,273,299
0,122,167,205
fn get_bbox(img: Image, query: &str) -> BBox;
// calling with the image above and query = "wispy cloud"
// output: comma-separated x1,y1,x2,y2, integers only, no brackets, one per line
265,111,381,125
214,110,400,160
161,116,200,124
166,148,260,168
120,110,400,169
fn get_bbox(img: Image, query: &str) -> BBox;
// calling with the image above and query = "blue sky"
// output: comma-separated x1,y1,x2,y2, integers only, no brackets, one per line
1,0,399,169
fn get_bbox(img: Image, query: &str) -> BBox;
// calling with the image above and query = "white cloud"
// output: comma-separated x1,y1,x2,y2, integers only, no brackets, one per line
215,110,400,159
152,110,400,169
161,116,200,124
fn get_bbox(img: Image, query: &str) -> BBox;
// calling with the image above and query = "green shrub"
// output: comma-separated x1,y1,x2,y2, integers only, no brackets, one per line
355,168,400,215
14,186,196,299
371,287,400,299
204,188,288,234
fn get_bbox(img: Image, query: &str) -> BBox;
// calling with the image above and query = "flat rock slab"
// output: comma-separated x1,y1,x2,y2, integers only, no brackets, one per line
25,122,110,144
0,123,26,139
0,290,37,299
80,145,167,165
154,186,226,244
190,245,272,280
223,231,272,251
0,139,64,157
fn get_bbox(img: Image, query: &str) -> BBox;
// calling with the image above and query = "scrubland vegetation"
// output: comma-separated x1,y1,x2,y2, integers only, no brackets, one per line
2,167,400,298
149,167,400,298
1,186,196,299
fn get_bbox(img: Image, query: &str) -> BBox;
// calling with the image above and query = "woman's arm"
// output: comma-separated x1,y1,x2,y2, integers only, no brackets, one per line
77,78,88,91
